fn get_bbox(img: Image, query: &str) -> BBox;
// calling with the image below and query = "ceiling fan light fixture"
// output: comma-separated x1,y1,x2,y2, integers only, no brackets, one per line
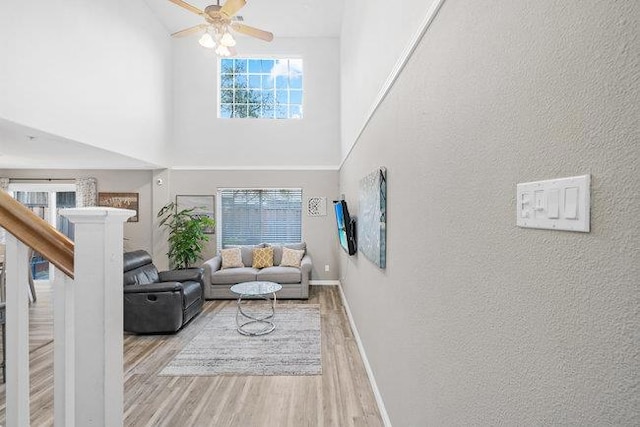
215,44,231,57
220,31,236,47
199,32,216,49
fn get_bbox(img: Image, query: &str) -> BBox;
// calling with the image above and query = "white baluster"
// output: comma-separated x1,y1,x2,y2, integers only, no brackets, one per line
5,235,31,427
53,271,75,427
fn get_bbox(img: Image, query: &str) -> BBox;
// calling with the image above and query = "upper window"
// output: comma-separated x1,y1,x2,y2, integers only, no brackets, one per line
219,58,303,119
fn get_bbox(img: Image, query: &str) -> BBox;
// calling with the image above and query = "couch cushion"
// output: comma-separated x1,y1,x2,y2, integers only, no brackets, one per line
221,248,243,269
211,267,259,285
181,281,202,309
266,242,306,265
123,250,153,272
280,247,305,267
123,264,159,286
225,244,265,267
257,266,302,284
252,247,274,269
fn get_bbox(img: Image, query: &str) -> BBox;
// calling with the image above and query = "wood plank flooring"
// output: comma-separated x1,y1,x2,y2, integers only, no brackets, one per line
0,284,383,426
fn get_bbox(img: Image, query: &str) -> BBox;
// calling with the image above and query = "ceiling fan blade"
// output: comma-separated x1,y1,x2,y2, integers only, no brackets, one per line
169,0,205,16
171,24,207,38
231,23,274,42
220,0,246,18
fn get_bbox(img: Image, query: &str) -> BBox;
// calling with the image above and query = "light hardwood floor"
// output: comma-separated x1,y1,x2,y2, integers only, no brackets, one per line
0,284,383,426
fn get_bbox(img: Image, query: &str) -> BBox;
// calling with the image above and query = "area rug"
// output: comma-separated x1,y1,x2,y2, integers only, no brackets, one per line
159,304,321,376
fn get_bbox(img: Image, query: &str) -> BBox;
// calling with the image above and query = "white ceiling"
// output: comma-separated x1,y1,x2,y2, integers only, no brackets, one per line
144,0,344,38
0,119,161,170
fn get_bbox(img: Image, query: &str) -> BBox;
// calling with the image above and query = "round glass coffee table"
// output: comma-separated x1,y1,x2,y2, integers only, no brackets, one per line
230,281,282,336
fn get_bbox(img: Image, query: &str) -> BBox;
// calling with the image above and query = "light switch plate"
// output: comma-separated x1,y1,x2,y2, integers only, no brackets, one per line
517,175,590,232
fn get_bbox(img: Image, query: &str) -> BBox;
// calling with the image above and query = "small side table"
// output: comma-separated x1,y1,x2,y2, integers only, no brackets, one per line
230,281,282,336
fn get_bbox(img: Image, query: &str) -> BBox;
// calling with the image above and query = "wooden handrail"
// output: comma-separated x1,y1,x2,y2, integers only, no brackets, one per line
0,190,74,278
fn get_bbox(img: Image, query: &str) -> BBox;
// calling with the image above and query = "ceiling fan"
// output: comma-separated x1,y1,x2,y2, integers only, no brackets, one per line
169,0,274,57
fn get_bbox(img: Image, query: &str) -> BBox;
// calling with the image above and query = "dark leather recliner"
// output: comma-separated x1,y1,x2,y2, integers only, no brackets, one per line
123,250,204,334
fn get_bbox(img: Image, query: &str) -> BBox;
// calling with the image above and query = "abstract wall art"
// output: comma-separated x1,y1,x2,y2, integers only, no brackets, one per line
176,195,216,234
358,167,387,268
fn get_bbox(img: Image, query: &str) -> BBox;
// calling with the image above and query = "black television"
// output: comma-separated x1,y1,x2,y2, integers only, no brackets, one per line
333,200,357,255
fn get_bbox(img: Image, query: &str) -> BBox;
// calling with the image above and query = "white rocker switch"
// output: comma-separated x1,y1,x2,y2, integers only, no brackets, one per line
547,189,560,219
564,187,579,219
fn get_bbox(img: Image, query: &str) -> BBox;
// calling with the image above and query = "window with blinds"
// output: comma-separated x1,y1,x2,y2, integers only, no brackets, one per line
218,188,302,247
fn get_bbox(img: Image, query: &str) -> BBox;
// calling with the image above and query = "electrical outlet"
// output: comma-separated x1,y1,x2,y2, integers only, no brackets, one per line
324,264,330,272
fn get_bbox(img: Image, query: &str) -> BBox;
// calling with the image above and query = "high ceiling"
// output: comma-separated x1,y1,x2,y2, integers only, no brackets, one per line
144,0,344,38
0,0,345,171
0,119,161,170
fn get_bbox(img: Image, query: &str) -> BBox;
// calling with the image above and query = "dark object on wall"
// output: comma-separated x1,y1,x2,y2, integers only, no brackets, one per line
123,250,204,334
98,192,139,222
333,200,357,255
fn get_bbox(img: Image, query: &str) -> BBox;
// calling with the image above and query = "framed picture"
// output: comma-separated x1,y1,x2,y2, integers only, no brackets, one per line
98,192,139,222
176,195,215,234
358,167,387,268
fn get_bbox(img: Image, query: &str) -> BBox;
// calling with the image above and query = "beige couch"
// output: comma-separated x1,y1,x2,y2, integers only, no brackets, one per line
202,242,311,299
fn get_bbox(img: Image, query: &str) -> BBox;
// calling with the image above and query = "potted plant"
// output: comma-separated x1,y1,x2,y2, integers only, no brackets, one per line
157,202,216,269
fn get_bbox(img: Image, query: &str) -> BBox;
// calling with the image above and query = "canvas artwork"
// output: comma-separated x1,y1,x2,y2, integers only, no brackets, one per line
357,167,387,268
176,195,215,234
98,192,139,222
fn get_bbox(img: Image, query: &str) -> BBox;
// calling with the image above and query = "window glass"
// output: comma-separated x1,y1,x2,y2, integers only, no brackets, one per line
218,189,303,247
219,58,303,119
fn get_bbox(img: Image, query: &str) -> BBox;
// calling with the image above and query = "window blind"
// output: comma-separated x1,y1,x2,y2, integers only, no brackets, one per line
218,188,302,247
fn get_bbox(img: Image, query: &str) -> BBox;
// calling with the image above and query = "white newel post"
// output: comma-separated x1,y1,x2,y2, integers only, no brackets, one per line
5,235,31,427
59,207,134,427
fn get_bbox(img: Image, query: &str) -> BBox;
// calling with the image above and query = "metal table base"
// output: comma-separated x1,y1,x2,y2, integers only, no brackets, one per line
235,292,278,336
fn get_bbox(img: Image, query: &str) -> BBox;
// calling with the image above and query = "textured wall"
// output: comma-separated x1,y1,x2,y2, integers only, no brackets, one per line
339,1,640,425
340,0,438,158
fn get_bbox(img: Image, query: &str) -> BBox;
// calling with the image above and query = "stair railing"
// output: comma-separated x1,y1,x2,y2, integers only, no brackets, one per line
0,190,133,426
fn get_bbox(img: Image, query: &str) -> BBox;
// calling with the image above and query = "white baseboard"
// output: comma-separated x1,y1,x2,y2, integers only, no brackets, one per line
309,280,340,286
337,283,392,427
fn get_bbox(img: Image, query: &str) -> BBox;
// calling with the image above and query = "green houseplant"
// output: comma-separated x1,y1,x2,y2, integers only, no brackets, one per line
157,202,216,269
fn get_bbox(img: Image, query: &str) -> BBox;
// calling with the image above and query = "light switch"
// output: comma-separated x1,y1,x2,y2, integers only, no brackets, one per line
564,187,579,219
516,175,590,232
547,189,560,219
534,190,545,218
520,193,530,218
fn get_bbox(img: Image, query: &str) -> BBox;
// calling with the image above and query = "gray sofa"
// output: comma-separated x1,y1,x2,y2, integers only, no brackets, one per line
202,242,311,299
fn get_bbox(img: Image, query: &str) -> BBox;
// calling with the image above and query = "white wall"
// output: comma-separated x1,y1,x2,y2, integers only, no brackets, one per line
171,37,340,168
340,0,438,160
0,0,172,166
339,1,640,425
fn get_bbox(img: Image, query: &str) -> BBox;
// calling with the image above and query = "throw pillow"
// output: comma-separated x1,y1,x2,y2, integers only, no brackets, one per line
220,247,243,269
252,247,274,269
280,247,305,267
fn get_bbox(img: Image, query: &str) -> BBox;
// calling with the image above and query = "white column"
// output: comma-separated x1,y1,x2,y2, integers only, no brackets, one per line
152,168,171,271
5,235,31,427
59,207,134,427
